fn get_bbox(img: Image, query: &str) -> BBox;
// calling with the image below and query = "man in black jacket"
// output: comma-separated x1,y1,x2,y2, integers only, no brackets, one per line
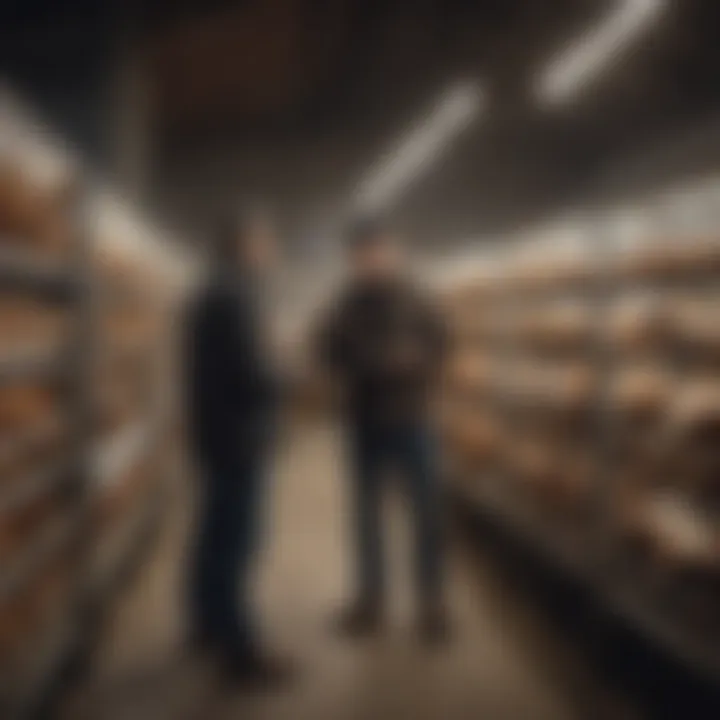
319,218,450,643
186,211,290,685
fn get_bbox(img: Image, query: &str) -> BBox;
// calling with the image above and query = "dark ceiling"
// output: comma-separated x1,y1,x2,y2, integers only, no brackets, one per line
3,0,720,251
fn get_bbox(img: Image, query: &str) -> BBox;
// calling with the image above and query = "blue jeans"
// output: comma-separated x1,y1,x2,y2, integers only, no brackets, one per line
349,420,444,608
190,437,268,655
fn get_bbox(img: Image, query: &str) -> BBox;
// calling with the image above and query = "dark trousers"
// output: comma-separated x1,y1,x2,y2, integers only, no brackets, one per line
349,419,444,608
190,434,268,656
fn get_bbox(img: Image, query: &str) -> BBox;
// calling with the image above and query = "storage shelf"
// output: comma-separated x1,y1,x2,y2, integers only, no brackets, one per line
613,274,720,294
482,280,605,303
483,273,720,302
0,462,72,516
0,247,80,301
455,475,591,580
454,477,720,685
606,581,720,683
0,349,69,385
0,95,173,718
0,417,61,467
0,515,75,604
446,232,720,688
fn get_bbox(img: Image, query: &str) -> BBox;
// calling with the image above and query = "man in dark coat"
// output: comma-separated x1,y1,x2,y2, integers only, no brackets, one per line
186,211,291,685
319,217,450,643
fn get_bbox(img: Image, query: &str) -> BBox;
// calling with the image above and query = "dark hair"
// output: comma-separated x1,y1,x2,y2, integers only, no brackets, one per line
345,214,395,254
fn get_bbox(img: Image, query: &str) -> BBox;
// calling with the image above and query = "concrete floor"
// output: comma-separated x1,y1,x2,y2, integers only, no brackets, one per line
61,425,633,720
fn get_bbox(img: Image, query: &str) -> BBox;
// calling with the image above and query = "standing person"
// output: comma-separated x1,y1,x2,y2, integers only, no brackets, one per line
185,210,292,686
319,217,450,644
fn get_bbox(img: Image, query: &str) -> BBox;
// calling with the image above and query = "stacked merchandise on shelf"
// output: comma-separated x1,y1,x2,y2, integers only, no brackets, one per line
604,238,720,648
441,222,720,681
0,147,85,713
442,250,601,565
0,92,185,716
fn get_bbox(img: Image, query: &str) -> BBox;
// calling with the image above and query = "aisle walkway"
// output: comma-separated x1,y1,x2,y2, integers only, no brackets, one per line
61,426,628,720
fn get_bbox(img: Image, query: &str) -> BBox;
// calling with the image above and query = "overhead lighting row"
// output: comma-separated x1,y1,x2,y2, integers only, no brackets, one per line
354,0,666,212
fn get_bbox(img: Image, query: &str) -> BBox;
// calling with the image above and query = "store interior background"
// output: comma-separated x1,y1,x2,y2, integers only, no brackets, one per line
2,0,720,718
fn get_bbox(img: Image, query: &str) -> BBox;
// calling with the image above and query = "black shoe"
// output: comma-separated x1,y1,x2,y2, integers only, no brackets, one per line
333,600,384,639
223,650,297,691
418,606,452,647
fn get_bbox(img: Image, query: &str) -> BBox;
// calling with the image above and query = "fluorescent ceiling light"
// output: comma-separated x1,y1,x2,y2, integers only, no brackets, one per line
538,0,665,104
353,82,484,212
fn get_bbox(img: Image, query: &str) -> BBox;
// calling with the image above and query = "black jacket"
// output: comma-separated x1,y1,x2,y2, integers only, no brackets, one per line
186,275,277,458
319,278,447,424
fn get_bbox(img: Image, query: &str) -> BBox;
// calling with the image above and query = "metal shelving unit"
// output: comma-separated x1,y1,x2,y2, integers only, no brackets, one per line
0,460,74,517
0,247,80,301
0,416,62,465
1,187,170,720
0,215,90,717
0,350,71,386
598,256,720,685
0,89,182,718
0,514,77,605
446,207,720,685
0,272,169,717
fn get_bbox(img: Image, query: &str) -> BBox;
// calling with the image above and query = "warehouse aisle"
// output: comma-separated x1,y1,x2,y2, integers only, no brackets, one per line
61,425,630,720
